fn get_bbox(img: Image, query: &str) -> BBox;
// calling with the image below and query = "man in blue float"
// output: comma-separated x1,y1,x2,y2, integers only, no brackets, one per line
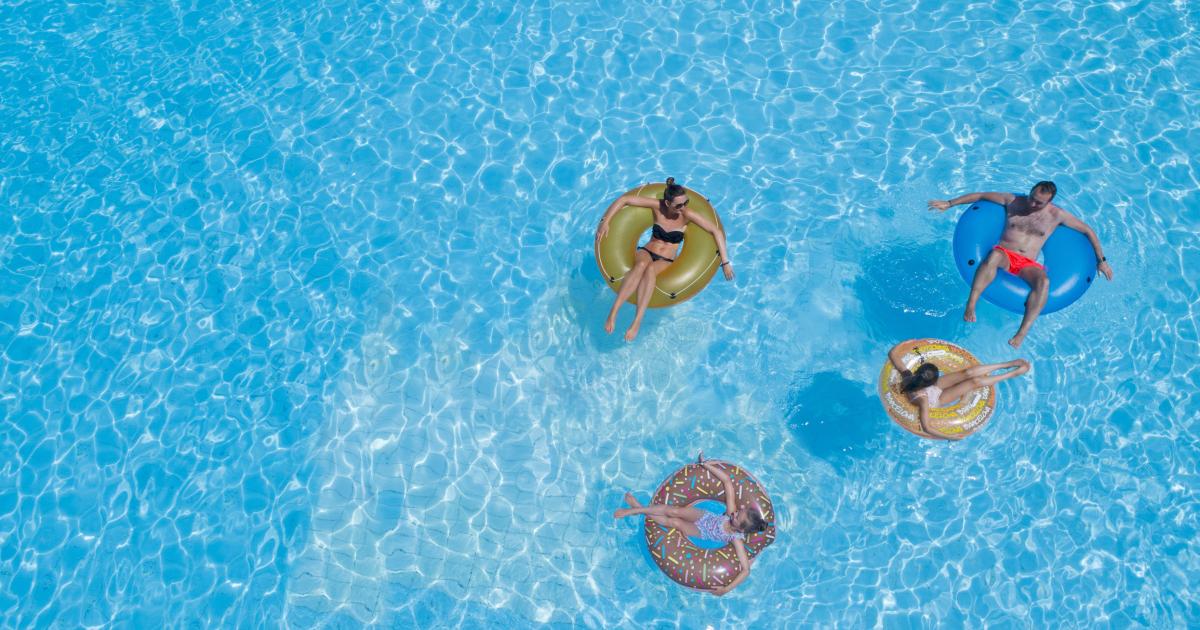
929,181,1114,348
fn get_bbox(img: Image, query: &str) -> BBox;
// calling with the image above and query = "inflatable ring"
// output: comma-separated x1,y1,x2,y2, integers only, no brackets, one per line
595,183,723,308
878,339,996,440
644,460,776,592
952,199,1096,315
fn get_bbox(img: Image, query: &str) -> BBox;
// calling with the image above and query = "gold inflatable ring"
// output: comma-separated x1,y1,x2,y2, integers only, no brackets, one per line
594,182,722,308
878,338,997,440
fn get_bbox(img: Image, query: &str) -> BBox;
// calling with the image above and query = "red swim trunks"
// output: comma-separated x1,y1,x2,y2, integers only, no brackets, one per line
993,245,1044,275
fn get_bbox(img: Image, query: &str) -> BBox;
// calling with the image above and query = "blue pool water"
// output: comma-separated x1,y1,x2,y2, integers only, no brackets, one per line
2,1,1198,627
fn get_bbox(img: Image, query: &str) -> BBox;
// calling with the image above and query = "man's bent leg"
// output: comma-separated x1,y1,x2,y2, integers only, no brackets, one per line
965,249,1007,322
1010,267,1049,349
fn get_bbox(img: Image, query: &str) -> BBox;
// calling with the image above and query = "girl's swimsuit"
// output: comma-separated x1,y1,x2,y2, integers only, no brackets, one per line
639,223,685,263
638,246,674,263
695,512,743,544
913,384,944,408
651,223,685,244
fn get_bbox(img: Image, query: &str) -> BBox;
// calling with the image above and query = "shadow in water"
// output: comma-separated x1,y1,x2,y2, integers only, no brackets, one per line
786,372,888,472
565,255,660,352
856,241,970,344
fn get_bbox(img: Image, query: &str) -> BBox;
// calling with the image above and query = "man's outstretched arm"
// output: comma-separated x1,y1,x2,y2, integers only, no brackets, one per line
1058,210,1114,280
928,192,1015,212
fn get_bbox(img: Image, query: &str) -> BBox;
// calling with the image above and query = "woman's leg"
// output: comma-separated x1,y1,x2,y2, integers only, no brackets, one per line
940,360,1030,403
935,369,973,389
964,360,1027,378
625,259,671,341
937,359,1026,390
605,250,652,333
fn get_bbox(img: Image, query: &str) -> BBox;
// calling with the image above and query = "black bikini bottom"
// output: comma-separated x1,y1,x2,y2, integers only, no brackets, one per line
638,246,675,263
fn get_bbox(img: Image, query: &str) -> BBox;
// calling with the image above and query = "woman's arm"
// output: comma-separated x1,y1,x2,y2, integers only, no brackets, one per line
916,398,937,437
683,210,734,280
711,540,753,596
701,461,738,513
887,343,912,376
917,399,959,441
595,195,660,243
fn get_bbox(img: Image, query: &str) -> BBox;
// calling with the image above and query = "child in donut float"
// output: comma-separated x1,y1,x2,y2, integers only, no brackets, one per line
614,458,766,595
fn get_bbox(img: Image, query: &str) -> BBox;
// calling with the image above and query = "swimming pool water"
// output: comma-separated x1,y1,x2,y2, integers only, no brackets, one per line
1,0,1198,627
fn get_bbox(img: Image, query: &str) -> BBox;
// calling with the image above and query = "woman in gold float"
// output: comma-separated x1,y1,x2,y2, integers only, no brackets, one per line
594,177,734,341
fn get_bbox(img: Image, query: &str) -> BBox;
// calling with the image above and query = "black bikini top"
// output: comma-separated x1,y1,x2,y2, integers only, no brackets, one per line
651,223,685,244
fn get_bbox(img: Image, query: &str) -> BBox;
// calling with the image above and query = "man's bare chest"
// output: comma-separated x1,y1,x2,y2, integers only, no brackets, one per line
1005,208,1057,238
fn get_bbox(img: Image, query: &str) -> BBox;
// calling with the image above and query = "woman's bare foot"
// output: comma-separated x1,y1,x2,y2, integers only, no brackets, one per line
1008,332,1026,349
963,304,977,322
624,492,642,508
604,314,616,334
624,322,640,341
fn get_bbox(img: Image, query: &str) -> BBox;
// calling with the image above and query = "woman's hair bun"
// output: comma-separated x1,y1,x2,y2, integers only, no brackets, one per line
665,177,675,186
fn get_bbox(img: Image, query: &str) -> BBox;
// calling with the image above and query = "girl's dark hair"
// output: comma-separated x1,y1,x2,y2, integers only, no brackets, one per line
661,177,687,216
739,506,768,535
901,363,940,393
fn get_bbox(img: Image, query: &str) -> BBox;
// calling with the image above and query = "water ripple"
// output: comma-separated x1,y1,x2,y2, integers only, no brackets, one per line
0,0,1197,628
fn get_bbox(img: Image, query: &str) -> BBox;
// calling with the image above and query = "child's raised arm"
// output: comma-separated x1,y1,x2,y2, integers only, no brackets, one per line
701,461,738,514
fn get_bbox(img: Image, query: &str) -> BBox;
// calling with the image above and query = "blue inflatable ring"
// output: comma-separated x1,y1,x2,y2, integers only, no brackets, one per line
952,200,1095,315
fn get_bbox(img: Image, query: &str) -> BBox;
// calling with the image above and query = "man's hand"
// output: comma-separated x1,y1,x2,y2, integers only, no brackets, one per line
927,200,952,212
1098,260,1113,280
